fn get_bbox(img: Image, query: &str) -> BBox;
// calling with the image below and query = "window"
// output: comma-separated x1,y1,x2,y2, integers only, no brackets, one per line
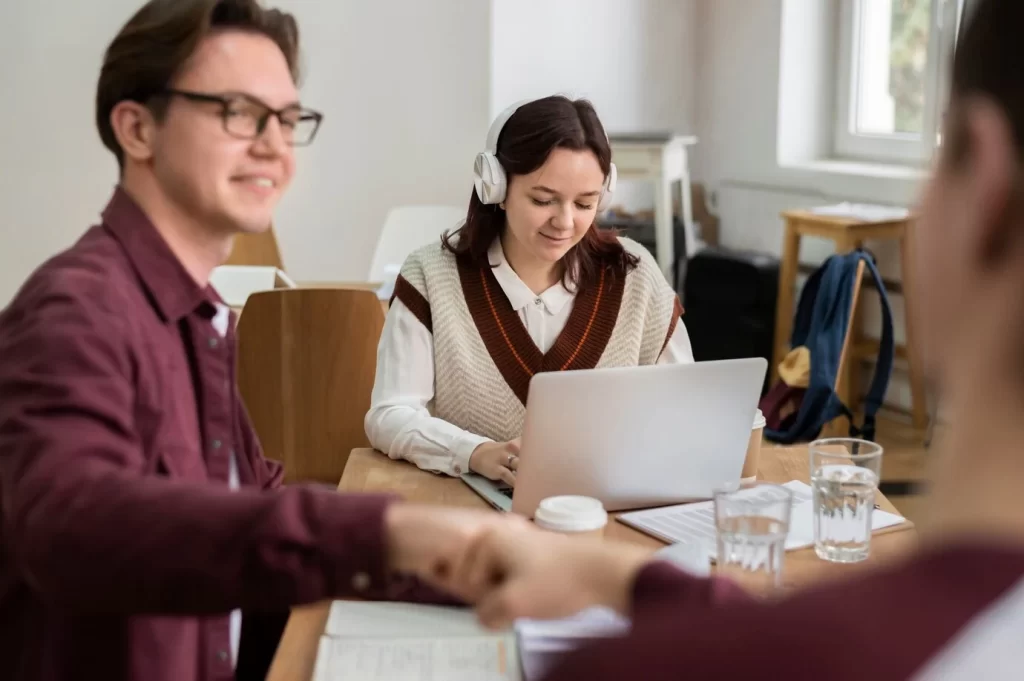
835,0,964,165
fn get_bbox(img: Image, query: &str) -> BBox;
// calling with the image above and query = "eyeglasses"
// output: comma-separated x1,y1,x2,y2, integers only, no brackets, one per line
157,89,324,146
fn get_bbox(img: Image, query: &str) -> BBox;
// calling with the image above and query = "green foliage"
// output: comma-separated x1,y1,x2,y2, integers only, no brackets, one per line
889,0,931,133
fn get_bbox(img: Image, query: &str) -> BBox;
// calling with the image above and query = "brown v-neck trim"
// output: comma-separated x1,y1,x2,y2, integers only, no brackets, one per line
660,296,684,358
391,275,432,332
459,258,625,405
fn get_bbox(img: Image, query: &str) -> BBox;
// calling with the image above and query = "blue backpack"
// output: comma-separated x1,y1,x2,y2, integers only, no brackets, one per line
764,250,895,444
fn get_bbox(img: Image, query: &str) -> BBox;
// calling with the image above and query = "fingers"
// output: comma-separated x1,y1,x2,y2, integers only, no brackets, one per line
498,466,516,487
507,455,519,472
505,439,521,455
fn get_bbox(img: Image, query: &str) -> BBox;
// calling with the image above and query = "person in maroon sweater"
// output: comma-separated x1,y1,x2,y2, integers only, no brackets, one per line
423,0,1024,678
0,2,490,681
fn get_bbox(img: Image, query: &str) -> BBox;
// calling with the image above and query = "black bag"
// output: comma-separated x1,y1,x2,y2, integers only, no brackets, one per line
683,246,779,394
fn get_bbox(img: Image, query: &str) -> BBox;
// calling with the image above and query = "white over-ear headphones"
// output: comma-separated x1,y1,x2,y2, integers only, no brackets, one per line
473,99,618,211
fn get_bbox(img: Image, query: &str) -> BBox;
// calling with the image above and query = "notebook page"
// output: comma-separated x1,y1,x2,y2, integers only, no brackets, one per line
326,601,488,638
313,634,519,681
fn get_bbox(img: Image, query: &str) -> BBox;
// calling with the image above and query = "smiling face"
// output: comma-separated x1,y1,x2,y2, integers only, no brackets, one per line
501,147,605,271
147,30,298,236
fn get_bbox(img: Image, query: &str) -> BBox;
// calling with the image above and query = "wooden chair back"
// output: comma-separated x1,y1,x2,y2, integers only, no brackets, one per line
227,227,285,270
236,288,385,484
821,259,867,438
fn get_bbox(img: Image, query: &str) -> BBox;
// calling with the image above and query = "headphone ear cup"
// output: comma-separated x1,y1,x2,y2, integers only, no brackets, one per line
473,152,507,205
598,162,618,212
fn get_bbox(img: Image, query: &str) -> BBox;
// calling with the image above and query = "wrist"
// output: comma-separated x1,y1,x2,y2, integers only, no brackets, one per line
587,544,652,614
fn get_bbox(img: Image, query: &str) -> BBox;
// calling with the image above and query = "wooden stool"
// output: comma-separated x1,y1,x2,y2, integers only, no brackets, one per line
772,210,928,429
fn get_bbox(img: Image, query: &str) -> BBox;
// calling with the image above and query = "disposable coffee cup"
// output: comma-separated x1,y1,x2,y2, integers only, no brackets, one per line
741,408,766,485
533,495,608,539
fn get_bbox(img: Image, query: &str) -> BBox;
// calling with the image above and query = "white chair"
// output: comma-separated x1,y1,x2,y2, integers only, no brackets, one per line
368,205,466,284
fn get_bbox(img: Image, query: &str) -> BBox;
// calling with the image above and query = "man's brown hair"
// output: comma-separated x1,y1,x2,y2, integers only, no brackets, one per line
96,0,300,169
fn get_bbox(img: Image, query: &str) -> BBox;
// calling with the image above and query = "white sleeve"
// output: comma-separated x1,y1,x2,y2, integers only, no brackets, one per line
364,299,491,476
657,318,695,365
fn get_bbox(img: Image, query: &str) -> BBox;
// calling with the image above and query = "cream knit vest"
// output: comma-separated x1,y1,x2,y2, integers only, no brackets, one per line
393,237,679,443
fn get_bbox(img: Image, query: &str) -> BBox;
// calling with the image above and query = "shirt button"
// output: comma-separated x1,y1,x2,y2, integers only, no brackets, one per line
208,337,219,349
352,572,371,592
211,439,222,450
217,650,229,663
534,298,543,307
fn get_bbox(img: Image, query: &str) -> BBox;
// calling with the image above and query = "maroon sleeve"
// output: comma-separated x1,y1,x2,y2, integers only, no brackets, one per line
539,546,1024,681
0,292,399,614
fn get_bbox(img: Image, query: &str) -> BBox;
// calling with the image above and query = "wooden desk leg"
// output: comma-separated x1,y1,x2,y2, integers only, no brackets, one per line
772,220,801,384
653,169,675,277
900,223,929,429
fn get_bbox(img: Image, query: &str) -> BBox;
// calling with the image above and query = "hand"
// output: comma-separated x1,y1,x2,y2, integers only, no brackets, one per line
442,522,653,630
469,439,520,487
384,504,511,582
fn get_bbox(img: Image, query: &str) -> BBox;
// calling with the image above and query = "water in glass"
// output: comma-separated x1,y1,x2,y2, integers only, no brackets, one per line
713,484,793,590
811,463,879,563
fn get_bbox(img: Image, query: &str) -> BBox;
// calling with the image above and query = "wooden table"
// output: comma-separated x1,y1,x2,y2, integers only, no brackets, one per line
267,446,916,681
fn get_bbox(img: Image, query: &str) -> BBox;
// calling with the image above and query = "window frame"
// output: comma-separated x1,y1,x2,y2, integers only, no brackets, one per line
833,0,962,166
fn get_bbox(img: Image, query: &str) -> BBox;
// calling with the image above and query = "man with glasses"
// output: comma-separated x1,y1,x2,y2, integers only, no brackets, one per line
0,2,496,680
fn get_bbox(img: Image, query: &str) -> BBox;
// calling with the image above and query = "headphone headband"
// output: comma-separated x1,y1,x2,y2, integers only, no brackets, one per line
474,97,617,210
484,99,533,155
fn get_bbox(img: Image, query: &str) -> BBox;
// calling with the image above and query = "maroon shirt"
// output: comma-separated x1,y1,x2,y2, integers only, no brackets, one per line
546,542,1024,680
0,188,427,681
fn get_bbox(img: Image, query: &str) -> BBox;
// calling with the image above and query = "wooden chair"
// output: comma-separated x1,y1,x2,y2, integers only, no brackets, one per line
773,210,927,429
227,227,285,269
821,259,867,437
235,288,385,484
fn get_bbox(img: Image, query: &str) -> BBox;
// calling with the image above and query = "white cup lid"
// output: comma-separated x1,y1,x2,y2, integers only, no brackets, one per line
752,408,766,430
533,495,608,533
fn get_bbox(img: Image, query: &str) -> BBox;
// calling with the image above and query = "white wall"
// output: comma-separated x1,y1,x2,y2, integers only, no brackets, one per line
491,0,698,211
0,0,490,305
693,0,929,413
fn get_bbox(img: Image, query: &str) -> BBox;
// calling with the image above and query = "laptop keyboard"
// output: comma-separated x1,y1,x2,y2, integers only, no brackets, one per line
497,484,514,499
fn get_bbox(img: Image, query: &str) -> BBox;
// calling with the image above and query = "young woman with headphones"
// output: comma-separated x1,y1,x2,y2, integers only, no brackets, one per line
365,96,693,486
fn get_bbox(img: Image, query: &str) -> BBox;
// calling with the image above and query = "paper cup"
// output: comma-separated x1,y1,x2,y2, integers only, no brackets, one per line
533,495,608,539
741,409,766,485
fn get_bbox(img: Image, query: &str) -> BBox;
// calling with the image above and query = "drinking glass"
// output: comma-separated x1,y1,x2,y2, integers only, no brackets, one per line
809,438,883,563
713,483,793,590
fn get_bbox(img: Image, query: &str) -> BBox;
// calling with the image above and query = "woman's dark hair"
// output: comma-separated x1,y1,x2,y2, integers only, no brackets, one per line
442,96,639,289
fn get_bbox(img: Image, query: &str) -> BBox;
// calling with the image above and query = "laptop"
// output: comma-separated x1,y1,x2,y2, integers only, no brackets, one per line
462,358,768,517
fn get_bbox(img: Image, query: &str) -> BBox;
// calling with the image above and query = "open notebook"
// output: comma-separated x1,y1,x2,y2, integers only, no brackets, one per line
314,601,636,681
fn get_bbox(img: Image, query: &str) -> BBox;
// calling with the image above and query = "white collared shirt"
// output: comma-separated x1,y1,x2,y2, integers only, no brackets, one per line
211,303,242,669
364,240,695,476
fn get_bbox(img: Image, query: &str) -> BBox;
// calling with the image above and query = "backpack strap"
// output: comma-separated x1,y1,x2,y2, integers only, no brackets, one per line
848,253,895,441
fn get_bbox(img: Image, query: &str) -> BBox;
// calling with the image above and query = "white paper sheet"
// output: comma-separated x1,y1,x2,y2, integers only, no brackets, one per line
514,607,630,680
618,480,907,559
313,634,518,681
808,202,910,221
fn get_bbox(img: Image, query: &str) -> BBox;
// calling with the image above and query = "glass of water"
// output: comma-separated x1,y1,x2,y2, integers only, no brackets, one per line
713,483,794,590
810,438,883,563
